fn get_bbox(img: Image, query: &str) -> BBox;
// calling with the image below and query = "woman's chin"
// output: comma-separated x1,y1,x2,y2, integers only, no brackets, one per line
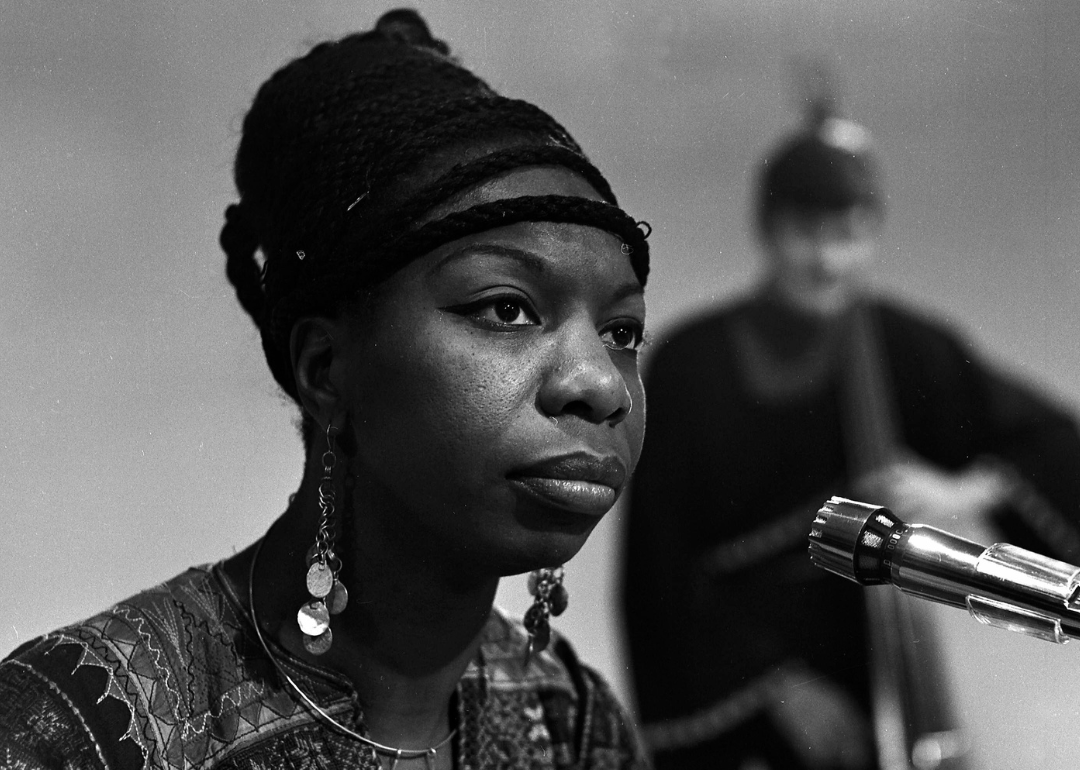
496,528,595,577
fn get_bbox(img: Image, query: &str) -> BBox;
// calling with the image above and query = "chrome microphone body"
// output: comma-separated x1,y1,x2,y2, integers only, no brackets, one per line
808,496,1080,644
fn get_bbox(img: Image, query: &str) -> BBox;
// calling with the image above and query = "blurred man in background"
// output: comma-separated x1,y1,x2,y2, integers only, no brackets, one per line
621,79,1080,770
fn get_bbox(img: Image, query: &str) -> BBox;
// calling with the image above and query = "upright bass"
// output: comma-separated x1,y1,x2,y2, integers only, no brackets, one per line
839,302,968,770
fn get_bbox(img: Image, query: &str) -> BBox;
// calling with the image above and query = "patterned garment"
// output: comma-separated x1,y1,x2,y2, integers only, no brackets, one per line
0,564,647,770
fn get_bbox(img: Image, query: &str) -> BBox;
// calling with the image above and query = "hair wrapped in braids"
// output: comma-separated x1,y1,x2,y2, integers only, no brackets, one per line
220,8,650,409
755,59,883,233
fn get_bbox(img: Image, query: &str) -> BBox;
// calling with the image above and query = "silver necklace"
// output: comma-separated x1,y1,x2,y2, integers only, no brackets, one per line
247,538,457,770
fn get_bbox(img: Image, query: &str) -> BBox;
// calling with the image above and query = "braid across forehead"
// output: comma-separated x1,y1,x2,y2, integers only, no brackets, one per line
220,9,649,400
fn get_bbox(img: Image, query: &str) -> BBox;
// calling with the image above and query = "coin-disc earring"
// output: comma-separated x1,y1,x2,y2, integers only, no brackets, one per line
296,423,349,655
523,566,568,663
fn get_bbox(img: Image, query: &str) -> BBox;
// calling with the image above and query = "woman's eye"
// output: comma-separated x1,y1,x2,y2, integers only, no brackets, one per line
473,298,538,327
602,322,645,352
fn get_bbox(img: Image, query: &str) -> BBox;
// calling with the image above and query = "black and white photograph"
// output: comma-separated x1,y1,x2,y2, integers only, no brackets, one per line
2,2,1080,768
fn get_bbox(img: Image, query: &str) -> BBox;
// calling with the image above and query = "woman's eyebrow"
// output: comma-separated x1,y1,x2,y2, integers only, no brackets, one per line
610,281,645,304
432,241,644,304
432,244,547,276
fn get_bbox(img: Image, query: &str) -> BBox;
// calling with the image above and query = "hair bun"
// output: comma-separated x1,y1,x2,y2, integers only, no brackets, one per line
375,9,450,55
221,203,266,326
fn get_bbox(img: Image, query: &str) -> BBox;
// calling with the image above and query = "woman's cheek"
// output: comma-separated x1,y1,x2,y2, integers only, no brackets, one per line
409,355,534,449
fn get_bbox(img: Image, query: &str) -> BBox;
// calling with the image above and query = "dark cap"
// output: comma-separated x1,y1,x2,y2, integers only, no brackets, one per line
757,114,883,231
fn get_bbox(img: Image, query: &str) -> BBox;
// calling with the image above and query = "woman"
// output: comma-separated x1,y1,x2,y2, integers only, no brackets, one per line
0,10,651,769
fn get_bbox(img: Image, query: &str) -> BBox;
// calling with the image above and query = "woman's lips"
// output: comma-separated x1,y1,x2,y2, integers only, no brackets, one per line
508,453,626,516
509,476,617,516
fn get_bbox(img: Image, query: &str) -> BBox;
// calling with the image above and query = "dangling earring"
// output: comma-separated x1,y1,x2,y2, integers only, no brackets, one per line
523,566,568,663
296,422,349,655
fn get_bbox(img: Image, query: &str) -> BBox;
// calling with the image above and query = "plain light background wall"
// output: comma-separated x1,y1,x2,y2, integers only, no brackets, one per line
3,1,1080,766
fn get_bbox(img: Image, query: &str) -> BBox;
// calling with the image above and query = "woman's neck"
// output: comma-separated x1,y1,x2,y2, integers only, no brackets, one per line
235,471,498,753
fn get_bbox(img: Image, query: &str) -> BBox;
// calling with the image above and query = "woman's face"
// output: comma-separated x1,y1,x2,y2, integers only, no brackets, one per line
335,167,646,579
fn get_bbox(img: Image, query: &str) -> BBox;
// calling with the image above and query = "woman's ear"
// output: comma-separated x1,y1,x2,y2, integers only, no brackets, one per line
290,317,348,430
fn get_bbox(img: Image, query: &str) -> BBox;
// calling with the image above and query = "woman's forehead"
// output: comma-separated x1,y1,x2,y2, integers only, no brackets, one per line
423,220,643,294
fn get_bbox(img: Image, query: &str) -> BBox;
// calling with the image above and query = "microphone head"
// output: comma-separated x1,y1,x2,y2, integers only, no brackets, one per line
808,496,907,584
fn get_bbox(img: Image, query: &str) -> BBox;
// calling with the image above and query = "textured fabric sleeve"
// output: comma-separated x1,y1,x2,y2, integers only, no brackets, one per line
545,638,651,770
577,668,651,770
0,659,107,770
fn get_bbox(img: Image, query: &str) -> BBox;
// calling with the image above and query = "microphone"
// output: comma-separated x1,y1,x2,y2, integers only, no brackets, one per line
808,496,1080,644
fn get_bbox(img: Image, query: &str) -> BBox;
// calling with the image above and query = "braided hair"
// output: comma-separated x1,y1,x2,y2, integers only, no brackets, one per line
220,9,650,424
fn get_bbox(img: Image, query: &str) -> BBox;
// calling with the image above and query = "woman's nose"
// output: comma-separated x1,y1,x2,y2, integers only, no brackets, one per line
539,325,632,426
